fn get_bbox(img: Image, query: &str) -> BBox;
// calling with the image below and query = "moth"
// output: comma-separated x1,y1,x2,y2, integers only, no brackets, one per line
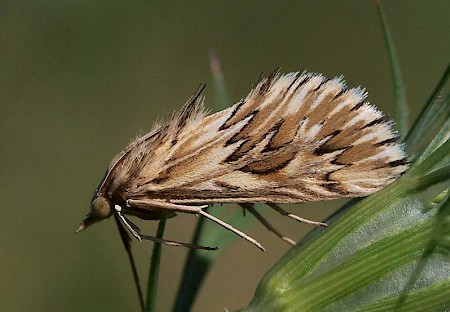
77,70,407,308
77,69,407,242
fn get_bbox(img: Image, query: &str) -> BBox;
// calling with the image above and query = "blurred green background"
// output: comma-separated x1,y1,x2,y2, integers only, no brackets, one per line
1,1,449,311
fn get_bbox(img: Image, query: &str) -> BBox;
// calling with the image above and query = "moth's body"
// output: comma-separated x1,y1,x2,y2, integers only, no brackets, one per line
79,70,407,243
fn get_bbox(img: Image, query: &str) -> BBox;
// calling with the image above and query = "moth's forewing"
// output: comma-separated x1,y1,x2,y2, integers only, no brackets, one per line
108,71,407,207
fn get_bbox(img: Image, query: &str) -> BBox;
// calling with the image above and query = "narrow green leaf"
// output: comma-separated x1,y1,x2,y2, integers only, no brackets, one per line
434,193,450,249
411,138,450,177
146,214,167,312
210,49,231,111
375,0,409,138
405,63,450,149
413,166,450,192
417,108,450,163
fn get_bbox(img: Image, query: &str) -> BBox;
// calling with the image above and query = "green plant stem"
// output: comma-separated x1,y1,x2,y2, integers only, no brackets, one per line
375,0,408,138
146,214,167,312
287,220,433,311
363,280,450,312
210,49,231,110
173,212,208,312
393,196,450,311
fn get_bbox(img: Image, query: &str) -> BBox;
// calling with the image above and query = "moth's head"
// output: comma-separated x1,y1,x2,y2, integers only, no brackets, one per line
76,195,113,234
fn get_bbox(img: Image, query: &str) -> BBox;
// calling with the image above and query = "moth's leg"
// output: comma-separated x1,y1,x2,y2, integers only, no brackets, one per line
267,203,328,227
115,205,143,241
126,199,266,252
240,204,296,246
115,205,216,250
113,213,145,312
138,234,217,250
199,209,266,251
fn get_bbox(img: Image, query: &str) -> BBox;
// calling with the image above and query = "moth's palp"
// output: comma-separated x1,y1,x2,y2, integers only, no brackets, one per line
240,203,296,246
268,203,328,227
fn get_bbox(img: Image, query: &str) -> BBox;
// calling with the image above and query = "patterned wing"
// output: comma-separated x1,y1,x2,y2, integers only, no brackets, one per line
111,71,408,204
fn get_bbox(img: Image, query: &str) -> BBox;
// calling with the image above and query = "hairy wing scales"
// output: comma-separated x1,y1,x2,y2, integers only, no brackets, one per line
108,71,407,203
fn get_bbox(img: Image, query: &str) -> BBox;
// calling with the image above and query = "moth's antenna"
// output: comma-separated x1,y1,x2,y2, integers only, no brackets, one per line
240,204,296,246
113,214,145,312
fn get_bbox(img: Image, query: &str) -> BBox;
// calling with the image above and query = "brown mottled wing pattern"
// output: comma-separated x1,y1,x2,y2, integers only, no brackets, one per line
110,71,408,205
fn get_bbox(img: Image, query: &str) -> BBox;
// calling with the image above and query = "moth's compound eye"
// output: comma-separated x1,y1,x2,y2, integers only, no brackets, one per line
91,196,112,219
